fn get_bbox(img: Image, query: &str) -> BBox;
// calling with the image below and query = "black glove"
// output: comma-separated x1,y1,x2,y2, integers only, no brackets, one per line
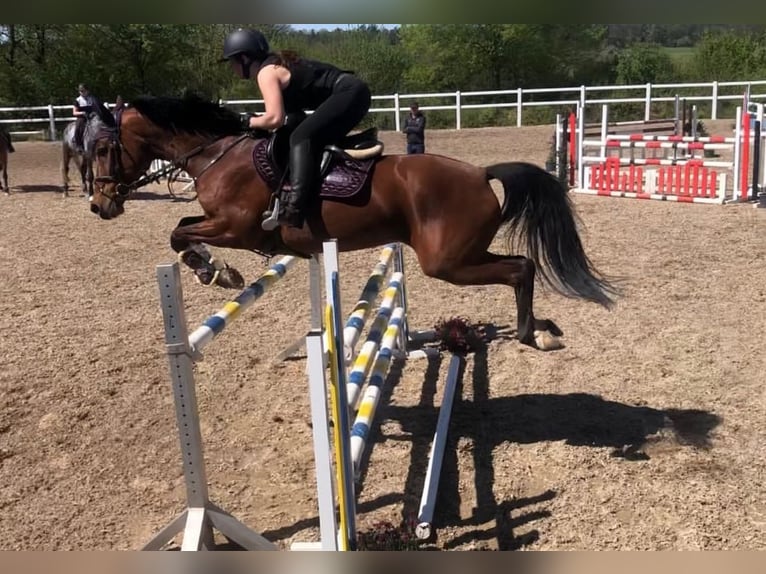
240,113,255,131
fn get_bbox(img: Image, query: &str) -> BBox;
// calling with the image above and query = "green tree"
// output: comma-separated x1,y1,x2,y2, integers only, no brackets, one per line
615,43,675,84
692,30,766,81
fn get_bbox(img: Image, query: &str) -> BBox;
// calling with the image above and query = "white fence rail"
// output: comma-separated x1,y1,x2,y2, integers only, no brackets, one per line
2,80,764,140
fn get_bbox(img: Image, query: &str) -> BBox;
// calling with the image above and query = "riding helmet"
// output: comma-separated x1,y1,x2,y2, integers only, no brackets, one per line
222,28,270,62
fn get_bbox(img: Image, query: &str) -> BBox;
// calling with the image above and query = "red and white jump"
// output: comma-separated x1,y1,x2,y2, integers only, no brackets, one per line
564,100,765,205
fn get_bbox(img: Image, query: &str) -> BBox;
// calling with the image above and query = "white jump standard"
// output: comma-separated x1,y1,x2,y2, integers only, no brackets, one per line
145,256,296,551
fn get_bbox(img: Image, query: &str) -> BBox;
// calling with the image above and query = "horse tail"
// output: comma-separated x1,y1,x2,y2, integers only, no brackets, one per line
486,161,619,308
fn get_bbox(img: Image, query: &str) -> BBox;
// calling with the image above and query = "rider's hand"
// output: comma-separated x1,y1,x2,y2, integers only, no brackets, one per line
240,113,253,131
241,112,262,132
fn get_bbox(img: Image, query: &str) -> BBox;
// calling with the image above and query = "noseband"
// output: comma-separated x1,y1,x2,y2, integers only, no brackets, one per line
94,111,250,203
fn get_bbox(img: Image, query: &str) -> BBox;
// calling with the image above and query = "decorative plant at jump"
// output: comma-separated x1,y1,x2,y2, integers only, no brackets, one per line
357,515,422,551
433,316,486,355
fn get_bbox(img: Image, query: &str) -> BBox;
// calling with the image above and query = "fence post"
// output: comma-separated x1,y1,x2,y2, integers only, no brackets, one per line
579,85,586,117
47,104,56,140
516,88,523,127
394,93,401,132
711,81,719,120
455,91,461,130
644,82,652,121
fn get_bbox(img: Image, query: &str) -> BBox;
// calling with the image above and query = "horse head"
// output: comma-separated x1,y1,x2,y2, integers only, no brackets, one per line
83,100,116,155
90,94,247,220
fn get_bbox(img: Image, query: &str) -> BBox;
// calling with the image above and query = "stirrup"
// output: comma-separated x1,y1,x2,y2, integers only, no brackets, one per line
261,196,281,231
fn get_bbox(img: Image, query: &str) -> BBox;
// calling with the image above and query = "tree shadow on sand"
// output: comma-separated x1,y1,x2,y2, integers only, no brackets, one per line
247,323,721,550
386,336,721,550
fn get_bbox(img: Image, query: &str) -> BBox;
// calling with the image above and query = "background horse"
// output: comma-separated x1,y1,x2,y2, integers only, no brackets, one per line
61,103,111,198
90,95,619,351
0,126,11,194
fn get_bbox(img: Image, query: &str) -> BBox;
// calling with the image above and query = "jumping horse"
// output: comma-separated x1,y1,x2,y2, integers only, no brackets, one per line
61,102,112,198
89,94,619,351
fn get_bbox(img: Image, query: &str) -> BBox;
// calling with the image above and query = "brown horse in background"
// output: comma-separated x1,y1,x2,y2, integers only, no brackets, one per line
0,127,12,194
89,95,619,351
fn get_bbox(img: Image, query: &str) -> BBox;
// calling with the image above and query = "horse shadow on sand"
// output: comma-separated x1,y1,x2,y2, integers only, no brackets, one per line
262,322,721,550
127,190,196,202
12,184,65,194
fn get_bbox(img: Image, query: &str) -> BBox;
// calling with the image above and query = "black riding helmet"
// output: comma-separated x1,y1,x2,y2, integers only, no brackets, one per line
222,28,270,62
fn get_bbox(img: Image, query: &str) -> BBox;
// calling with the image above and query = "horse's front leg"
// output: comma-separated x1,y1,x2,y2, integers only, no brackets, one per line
79,157,89,197
171,215,246,289
85,159,94,198
1,167,8,194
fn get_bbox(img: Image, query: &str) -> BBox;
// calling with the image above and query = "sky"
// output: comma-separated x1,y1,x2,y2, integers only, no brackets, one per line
290,24,398,31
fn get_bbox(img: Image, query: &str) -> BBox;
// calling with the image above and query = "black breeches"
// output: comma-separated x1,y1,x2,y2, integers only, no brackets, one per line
75,117,86,145
289,78,371,151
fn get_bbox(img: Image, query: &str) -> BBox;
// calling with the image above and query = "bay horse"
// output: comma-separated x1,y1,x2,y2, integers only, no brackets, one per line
89,95,619,351
0,127,12,194
61,103,112,198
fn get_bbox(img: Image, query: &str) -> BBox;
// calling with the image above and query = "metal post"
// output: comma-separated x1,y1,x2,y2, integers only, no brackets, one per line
711,81,719,120
644,82,652,122
577,105,585,189
753,118,761,199
455,91,461,130
394,93,401,133
47,104,56,140
516,87,523,127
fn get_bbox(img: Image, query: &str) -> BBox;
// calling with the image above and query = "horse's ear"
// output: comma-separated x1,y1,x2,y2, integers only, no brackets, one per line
93,98,116,127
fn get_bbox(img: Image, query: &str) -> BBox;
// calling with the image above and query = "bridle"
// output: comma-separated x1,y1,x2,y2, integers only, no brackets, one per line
93,111,250,203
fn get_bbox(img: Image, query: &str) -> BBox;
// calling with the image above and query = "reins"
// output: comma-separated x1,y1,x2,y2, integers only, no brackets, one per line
96,128,250,200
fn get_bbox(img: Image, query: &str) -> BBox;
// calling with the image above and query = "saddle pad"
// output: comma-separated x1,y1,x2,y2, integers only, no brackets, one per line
252,139,375,199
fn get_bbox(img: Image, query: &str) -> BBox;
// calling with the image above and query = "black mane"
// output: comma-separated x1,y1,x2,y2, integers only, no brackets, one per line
130,94,244,137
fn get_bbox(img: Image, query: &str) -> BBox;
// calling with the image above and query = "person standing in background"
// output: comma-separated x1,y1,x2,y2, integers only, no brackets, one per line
112,95,126,120
403,101,426,154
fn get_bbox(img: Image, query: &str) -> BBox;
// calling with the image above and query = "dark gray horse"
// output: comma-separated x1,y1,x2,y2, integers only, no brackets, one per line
0,127,11,194
61,101,112,198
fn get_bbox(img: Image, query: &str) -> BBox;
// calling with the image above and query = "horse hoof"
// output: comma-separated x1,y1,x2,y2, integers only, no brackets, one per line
534,330,564,351
215,266,245,290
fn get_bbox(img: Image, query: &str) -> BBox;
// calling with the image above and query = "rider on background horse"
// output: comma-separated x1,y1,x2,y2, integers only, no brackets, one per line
221,28,372,229
73,83,99,153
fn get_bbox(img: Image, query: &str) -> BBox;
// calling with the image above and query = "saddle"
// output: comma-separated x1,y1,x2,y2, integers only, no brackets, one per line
252,117,384,202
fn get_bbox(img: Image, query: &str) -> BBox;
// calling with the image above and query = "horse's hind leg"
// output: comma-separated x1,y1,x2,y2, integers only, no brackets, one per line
1,164,8,194
419,250,564,351
171,215,245,289
61,148,70,197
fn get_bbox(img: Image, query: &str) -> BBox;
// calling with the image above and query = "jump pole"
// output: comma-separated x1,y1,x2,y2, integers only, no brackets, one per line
415,352,464,540
297,240,461,548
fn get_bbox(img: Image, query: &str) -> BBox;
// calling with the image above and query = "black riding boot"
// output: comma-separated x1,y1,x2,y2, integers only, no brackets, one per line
281,141,314,229
74,118,86,153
